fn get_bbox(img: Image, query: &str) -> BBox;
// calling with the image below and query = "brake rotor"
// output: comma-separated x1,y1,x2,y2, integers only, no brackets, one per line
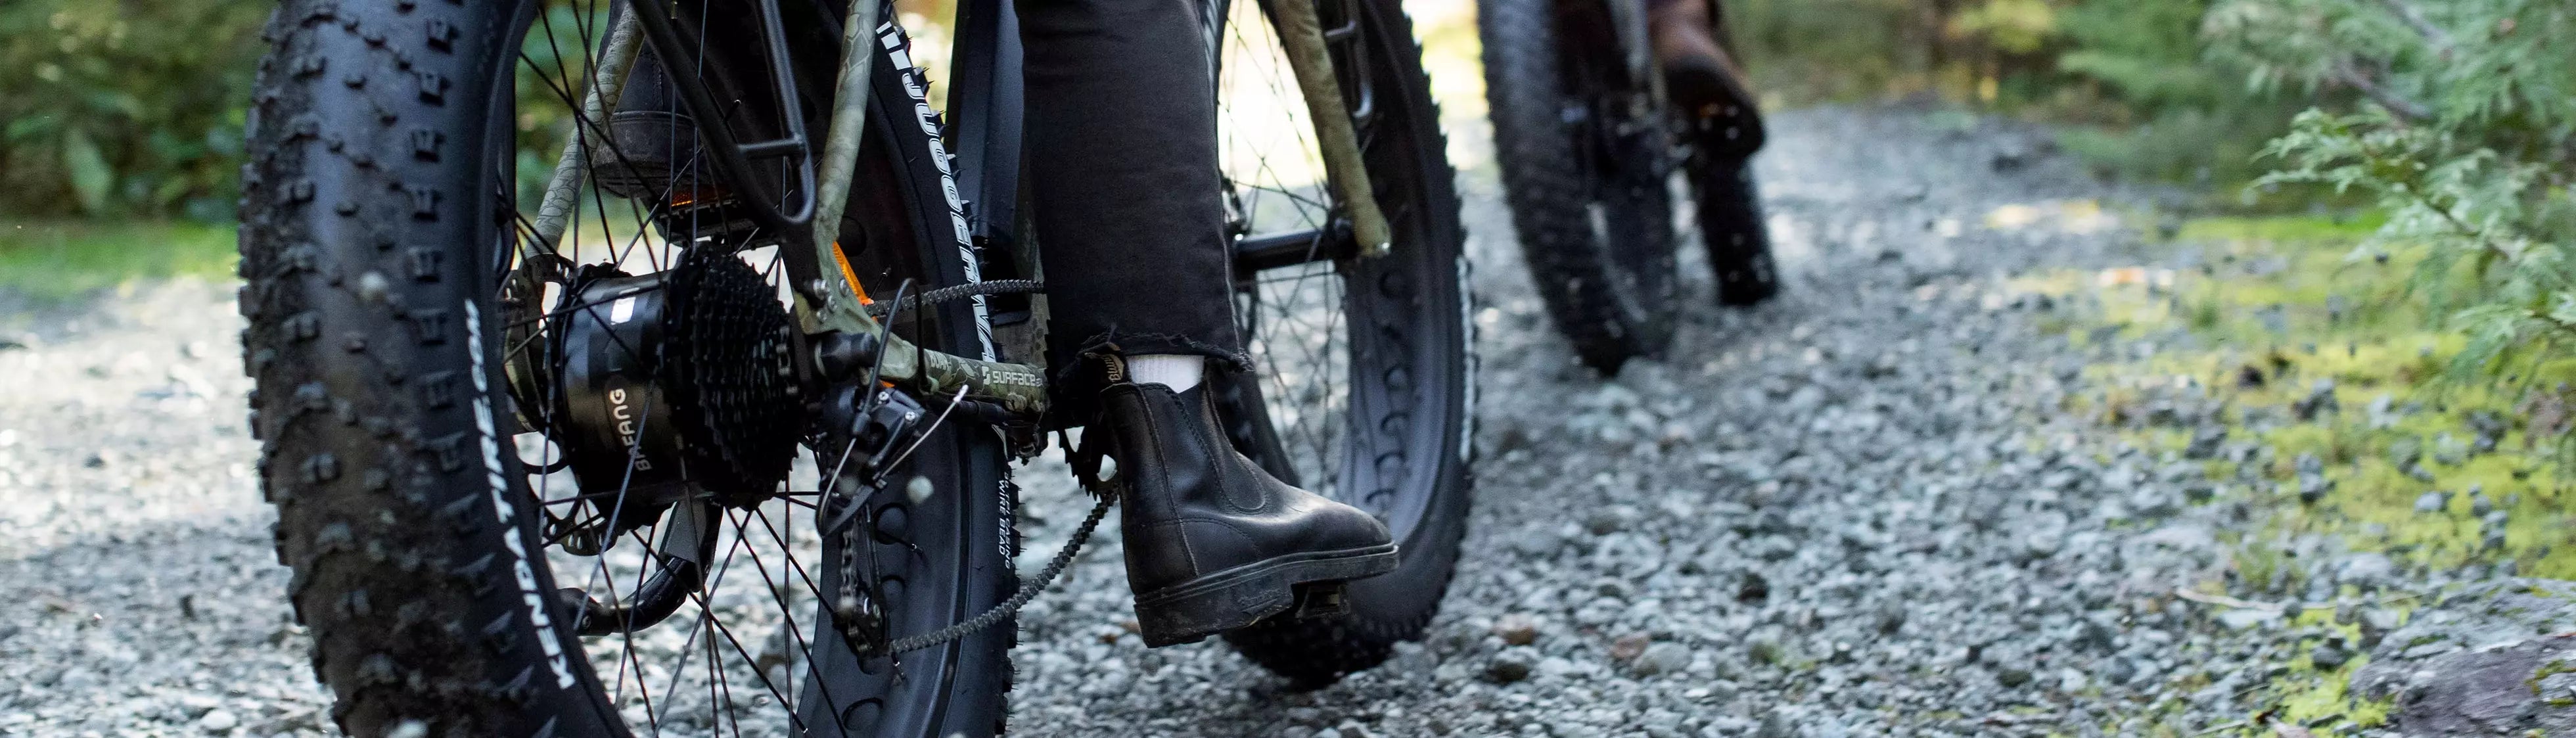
499,252,574,436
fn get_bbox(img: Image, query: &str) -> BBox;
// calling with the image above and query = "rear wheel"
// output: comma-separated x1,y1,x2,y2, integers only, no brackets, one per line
1694,157,1780,305
1201,0,1477,686
239,1,1010,735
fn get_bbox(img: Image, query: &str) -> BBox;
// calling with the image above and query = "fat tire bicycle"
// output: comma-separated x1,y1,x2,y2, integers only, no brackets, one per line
1479,0,1778,373
235,0,1473,733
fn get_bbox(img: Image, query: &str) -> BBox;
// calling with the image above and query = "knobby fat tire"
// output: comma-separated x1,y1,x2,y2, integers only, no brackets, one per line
239,1,1011,734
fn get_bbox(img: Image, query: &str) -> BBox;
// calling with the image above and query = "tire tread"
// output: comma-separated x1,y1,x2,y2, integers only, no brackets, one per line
1221,5,1476,687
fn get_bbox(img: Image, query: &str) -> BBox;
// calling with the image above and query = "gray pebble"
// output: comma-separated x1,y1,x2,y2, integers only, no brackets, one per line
1486,649,1534,683
197,710,237,731
2414,490,2450,515
2102,658,2138,685
2311,641,2350,670
1875,601,1907,634
1631,642,1691,677
1995,668,2032,687
1754,709,1801,738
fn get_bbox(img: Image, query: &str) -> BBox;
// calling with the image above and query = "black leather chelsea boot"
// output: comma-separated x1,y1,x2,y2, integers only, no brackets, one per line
1098,377,1397,647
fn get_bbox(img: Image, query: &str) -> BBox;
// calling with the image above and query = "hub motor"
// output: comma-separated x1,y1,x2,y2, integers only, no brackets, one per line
522,245,806,524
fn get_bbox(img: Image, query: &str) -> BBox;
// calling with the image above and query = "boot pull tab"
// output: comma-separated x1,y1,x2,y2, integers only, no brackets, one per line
1095,353,1130,384
1069,352,1131,499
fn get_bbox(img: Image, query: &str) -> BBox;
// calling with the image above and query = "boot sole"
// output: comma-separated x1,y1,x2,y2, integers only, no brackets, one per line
1132,544,1398,647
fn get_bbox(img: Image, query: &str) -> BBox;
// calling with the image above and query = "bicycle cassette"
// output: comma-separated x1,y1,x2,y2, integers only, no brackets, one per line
533,246,805,513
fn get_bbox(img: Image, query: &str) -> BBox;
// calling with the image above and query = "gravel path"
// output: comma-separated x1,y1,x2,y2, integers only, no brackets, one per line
1001,108,2268,737
0,107,2450,737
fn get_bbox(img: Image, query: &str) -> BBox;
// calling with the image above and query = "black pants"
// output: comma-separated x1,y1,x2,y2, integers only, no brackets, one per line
1020,0,1247,402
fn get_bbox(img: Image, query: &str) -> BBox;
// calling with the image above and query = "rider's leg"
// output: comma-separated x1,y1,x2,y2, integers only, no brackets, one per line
1020,0,1398,647
1021,0,1240,380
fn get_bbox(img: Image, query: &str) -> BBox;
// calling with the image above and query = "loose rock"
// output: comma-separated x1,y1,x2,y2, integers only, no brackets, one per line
1632,642,1691,677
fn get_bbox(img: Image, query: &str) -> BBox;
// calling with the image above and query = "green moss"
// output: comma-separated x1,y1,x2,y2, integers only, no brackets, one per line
2025,213,2571,578
2529,658,2575,702
2036,212,2562,730
2266,619,2392,729
0,220,237,302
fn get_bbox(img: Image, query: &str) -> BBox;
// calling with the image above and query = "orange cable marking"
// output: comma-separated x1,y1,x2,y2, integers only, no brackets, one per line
831,242,873,306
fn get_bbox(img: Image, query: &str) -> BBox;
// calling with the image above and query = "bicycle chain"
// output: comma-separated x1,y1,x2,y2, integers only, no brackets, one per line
886,494,1113,654
862,279,1044,319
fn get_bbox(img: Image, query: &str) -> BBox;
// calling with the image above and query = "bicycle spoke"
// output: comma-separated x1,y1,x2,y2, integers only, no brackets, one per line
497,7,837,734
1215,3,1357,499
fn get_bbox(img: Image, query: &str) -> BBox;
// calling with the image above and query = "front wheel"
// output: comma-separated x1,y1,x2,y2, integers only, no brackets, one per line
1200,0,1478,685
1479,0,1683,374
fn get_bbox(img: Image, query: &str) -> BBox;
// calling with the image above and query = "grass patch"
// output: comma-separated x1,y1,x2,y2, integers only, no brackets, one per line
0,220,237,301
2170,214,2386,244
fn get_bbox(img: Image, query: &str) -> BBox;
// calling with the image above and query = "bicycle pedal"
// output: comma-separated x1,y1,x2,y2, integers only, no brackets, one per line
1291,582,1350,620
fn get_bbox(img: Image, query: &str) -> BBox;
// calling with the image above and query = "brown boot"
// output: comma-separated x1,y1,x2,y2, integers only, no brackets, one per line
1650,0,1762,157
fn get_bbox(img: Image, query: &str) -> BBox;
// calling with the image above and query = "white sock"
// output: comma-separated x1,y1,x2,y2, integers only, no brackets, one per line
1126,354,1205,391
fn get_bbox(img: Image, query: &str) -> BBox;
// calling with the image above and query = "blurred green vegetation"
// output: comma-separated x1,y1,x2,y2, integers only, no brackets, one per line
1723,0,2316,191
1731,0,2575,412
0,1,267,221
2243,0,2576,394
0,1,607,224
1726,0,2571,203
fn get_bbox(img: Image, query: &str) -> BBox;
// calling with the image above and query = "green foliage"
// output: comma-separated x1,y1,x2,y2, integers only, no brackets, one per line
2209,0,2576,145
2054,0,2214,110
0,1,268,220
1721,0,2309,188
0,0,604,223
2048,0,2314,186
2261,109,2576,386
512,4,617,210
2246,0,2576,390
1722,0,1946,104
1951,0,2057,55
